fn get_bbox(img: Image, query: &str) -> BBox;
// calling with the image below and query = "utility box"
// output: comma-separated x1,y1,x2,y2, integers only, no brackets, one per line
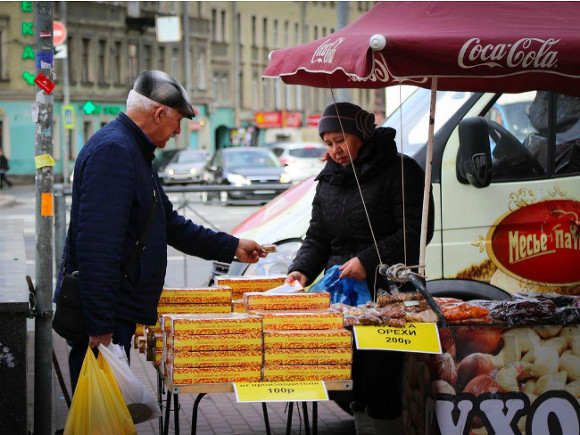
0,220,29,434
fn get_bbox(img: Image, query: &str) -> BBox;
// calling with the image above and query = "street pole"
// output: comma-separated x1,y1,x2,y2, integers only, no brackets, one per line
34,2,54,434
336,2,350,103
60,1,70,184
182,2,191,149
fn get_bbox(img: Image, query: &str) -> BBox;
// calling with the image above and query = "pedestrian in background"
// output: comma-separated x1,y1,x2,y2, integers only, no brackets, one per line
286,102,434,435
55,70,268,392
0,149,12,189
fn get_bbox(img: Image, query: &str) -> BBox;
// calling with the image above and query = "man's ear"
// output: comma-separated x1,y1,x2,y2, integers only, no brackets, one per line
154,107,165,123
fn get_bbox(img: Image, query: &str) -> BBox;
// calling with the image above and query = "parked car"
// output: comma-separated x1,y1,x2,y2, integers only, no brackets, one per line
202,147,291,203
268,142,326,183
153,148,181,172
160,149,210,185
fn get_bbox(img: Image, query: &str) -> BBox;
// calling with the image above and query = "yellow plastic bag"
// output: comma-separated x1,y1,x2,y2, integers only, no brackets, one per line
63,347,136,435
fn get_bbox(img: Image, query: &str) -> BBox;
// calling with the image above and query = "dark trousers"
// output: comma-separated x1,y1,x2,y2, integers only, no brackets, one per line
0,173,11,189
67,318,136,393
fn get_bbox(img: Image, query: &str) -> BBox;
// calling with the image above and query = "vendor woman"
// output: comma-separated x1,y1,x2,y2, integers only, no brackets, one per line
286,102,433,435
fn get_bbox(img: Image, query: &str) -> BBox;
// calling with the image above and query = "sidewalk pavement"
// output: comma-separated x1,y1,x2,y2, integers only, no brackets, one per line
41,332,355,435
0,192,16,208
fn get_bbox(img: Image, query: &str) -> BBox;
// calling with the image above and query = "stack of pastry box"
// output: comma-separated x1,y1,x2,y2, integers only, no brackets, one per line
246,291,352,382
214,275,286,313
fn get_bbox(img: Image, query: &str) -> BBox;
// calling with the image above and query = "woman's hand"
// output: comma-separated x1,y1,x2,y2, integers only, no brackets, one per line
236,239,268,263
339,257,367,281
286,271,307,287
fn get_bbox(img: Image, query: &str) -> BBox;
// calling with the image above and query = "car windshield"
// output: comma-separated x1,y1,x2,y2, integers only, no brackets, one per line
382,87,474,156
288,147,326,158
177,152,207,163
224,150,281,169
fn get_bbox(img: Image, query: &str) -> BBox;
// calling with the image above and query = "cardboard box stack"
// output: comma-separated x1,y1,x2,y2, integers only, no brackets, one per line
247,292,353,382
162,313,263,385
214,276,286,312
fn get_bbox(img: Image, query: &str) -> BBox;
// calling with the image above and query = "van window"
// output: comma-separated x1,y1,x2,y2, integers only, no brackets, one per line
483,91,545,180
484,92,580,181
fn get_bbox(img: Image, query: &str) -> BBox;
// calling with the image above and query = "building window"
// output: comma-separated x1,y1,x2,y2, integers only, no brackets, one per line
262,80,269,110
158,45,165,71
196,50,206,90
313,26,319,40
221,75,228,104
220,10,226,42
296,86,303,111
322,27,327,37
275,79,282,110
83,120,93,146
286,84,292,110
263,18,268,48
212,74,219,101
128,43,138,83
252,76,259,111
113,41,122,84
0,18,8,80
239,70,244,108
251,16,257,46
284,21,289,47
273,20,278,47
211,9,217,42
170,48,179,80
295,23,300,45
81,37,91,84
144,44,152,71
97,39,107,85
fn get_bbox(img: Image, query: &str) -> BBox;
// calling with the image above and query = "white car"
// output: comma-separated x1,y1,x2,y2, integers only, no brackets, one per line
268,142,326,183
160,149,210,185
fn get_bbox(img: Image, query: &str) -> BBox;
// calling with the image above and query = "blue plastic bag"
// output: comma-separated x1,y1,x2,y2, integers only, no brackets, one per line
309,265,372,306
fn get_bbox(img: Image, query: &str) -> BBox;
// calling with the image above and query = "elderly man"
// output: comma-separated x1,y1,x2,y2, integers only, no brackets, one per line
55,70,267,391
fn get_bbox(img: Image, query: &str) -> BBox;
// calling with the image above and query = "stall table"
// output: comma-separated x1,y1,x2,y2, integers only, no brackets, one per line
158,374,353,435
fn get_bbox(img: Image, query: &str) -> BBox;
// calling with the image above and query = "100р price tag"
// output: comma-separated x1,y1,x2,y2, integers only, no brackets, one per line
234,381,329,403
354,322,442,354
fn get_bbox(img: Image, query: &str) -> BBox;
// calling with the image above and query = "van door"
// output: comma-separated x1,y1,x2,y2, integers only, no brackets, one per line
438,91,580,294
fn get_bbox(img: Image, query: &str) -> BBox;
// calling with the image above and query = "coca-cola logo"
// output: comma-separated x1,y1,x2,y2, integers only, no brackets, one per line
458,37,560,70
486,199,580,285
311,38,345,64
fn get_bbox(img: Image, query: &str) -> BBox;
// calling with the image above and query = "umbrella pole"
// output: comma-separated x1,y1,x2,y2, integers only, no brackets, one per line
419,78,438,276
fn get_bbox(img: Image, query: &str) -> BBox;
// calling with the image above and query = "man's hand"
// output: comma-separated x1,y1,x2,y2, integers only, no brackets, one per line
235,239,268,263
339,257,367,281
286,271,307,287
89,333,113,349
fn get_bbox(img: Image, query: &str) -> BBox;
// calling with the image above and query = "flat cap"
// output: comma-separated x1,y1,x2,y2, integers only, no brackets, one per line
133,70,196,119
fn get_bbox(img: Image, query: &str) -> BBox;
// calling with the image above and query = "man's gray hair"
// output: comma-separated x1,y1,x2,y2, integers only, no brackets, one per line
127,90,175,117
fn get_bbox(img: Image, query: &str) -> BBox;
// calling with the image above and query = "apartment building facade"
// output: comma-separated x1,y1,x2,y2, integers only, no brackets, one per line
0,1,379,177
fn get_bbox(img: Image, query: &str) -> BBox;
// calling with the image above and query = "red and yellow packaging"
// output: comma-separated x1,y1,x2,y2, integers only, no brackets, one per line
166,332,262,351
263,364,351,381
244,292,331,311
167,366,262,385
155,351,162,367
164,313,263,335
157,303,232,315
159,286,232,304
263,329,352,349
167,349,263,368
255,310,343,331
264,347,352,365
215,275,286,299
232,299,246,313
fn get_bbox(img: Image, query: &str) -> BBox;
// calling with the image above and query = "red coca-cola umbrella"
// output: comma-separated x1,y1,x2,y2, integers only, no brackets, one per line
263,1,580,96
263,1,580,278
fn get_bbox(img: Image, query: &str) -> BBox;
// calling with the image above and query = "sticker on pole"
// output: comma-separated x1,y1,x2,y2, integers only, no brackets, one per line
234,381,328,403
34,73,55,94
354,323,442,354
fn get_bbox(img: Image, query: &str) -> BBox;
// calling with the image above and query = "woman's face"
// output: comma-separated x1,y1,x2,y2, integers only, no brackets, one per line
322,132,364,166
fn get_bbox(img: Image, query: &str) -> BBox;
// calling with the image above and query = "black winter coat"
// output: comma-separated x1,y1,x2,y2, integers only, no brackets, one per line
288,127,433,295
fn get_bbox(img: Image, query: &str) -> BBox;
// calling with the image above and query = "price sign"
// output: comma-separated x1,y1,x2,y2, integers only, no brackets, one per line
354,322,442,354
234,381,328,403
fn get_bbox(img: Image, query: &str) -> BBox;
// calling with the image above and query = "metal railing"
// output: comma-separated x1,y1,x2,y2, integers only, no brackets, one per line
53,183,291,275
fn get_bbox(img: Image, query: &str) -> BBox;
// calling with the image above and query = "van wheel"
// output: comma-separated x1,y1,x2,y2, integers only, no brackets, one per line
219,191,229,204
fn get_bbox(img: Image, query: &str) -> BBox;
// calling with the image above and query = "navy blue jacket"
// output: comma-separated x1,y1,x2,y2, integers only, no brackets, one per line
55,113,238,335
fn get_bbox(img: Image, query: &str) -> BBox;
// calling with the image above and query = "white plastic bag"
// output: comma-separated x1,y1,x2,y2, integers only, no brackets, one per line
98,343,162,424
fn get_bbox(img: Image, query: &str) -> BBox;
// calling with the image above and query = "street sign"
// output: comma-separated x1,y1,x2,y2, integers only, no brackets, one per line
53,21,67,46
63,105,75,130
